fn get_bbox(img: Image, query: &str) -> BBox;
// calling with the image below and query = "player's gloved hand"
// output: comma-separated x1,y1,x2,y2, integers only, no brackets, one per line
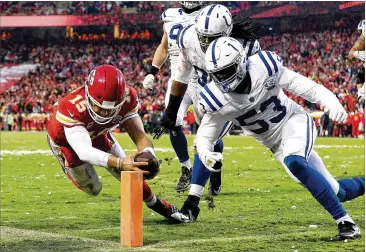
201,152,223,172
143,74,155,90
358,85,365,102
152,112,177,139
324,103,348,123
119,152,149,175
143,65,160,90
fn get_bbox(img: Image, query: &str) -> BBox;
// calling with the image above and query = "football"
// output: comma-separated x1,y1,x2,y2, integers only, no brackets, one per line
134,151,160,180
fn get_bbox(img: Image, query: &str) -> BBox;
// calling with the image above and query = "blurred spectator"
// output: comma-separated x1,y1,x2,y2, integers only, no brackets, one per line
0,28,364,137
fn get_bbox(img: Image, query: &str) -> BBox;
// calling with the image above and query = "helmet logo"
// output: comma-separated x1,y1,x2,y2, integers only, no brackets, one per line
87,69,96,86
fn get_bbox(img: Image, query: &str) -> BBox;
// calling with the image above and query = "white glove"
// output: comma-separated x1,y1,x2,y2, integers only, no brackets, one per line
353,51,365,61
324,103,348,123
143,74,155,90
201,152,223,172
358,85,365,102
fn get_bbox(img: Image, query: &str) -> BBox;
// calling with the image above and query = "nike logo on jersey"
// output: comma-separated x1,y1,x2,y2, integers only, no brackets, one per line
67,110,74,117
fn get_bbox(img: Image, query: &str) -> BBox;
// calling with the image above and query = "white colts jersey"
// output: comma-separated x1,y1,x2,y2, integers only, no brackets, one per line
175,25,261,120
198,51,301,149
162,8,199,79
196,50,343,156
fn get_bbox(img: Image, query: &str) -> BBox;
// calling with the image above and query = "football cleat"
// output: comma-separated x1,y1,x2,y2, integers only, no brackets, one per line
335,221,361,241
208,183,221,196
209,171,222,196
175,166,192,193
170,205,191,223
180,200,200,222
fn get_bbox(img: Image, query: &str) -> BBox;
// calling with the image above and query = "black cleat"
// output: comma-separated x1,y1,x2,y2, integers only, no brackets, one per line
175,166,192,193
181,200,200,222
209,171,222,196
335,221,361,241
208,183,221,196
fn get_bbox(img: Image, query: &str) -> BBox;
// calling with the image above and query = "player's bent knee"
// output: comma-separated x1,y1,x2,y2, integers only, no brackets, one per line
284,155,307,175
84,181,102,196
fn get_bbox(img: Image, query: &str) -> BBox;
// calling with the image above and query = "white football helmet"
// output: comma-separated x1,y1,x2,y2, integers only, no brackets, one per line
195,4,233,52
205,37,248,93
180,1,203,10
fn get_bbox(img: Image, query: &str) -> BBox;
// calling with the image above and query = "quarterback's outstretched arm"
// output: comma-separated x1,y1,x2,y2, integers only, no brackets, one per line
278,67,347,122
123,115,155,156
64,126,148,173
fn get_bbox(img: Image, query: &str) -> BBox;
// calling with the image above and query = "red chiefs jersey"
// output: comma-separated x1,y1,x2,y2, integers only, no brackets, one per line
47,86,139,146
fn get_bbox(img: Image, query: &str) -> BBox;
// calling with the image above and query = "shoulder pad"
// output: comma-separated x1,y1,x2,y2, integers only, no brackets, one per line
56,94,85,127
161,8,184,22
177,24,195,49
253,50,283,77
198,82,228,114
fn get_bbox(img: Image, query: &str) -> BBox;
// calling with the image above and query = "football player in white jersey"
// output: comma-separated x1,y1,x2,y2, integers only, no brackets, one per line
153,4,262,203
348,19,365,102
186,37,364,240
143,1,203,192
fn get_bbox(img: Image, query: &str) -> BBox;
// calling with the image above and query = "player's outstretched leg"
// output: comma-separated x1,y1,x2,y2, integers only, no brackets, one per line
209,139,224,196
337,177,365,202
307,150,365,202
180,153,211,221
142,181,188,222
284,155,361,240
170,126,192,193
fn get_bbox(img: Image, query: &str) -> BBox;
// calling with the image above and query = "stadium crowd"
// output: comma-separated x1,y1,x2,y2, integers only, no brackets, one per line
0,1,300,16
0,28,364,137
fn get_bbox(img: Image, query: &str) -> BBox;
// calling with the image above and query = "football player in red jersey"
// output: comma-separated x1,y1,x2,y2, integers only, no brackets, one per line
47,65,188,222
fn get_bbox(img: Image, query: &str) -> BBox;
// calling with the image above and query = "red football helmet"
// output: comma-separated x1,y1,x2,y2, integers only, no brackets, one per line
85,65,127,124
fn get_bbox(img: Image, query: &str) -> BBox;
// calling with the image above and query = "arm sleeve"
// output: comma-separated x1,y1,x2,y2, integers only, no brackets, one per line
174,50,192,85
278,67,341,108
64,126,111,167
195,113,227,161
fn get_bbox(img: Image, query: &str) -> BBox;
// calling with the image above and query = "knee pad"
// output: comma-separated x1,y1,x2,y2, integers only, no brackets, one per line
65,164,102,196
284,155,307,175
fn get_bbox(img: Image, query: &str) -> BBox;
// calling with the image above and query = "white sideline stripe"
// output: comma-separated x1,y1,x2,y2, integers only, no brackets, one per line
141,231,320,249
1,144,364,156
1,226,319,251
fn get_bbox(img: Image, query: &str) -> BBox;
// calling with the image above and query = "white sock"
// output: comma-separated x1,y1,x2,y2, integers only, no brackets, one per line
336,214,355,225
145,195,157,207
189,184,204,198
181,160,192,169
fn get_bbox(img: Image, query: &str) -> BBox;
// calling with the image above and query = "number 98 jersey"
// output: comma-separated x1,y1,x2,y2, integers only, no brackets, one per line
161,8,199,79
47,86,139,147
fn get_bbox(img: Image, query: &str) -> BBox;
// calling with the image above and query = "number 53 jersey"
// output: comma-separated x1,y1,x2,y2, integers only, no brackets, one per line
47,86,139,147
198,51,305,149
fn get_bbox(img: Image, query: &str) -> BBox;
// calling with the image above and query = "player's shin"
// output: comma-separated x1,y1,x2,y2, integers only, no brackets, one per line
209,139,224,195
142,181,177,220
181,154,209,221
284,155,353,224
169,126,191,167
337,177,365,202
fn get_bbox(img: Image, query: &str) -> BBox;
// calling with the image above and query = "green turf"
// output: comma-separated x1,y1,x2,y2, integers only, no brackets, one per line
0,132,364,252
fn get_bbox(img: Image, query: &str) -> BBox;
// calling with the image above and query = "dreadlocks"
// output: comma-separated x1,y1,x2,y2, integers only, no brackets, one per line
231,14,263,40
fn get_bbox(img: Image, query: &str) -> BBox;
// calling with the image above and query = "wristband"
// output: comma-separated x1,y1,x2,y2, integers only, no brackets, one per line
149,65,160,76
116,157,121,169
142,147,156,157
